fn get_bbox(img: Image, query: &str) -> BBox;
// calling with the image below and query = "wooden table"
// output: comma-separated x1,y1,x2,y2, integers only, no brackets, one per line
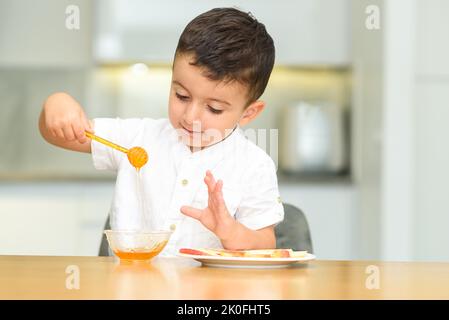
1,255,449,299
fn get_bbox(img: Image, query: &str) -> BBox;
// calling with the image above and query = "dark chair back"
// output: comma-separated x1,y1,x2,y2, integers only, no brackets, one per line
275,203,313,253
98,216,111,256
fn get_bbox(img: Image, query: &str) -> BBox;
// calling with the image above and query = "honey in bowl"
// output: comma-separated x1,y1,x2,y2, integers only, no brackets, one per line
113,240,168,261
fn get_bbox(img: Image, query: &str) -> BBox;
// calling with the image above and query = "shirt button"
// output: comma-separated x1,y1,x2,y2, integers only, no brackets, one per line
181,179,189,186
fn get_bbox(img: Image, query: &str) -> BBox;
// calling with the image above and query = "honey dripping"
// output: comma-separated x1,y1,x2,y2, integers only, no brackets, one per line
127,146,148,171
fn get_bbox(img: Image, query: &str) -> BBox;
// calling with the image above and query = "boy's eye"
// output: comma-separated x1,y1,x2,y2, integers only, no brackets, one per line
175,93,189,101
208,106,223,114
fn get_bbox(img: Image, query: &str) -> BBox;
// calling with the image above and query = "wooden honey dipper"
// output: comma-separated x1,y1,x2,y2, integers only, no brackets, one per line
85,131,148,170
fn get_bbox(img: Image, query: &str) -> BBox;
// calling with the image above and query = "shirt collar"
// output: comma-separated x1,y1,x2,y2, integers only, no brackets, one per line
168,123,243,167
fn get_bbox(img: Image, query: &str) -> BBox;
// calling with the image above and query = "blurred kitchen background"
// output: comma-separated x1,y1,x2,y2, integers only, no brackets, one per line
0,0,448,261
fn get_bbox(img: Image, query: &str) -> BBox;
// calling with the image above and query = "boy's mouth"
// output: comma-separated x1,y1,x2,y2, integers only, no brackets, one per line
180,124,202,136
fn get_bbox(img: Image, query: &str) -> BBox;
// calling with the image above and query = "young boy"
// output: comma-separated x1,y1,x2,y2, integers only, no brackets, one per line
38,8,284,256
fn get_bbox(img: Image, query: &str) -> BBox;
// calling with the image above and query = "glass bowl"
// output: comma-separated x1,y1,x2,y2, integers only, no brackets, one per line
104,229,172,261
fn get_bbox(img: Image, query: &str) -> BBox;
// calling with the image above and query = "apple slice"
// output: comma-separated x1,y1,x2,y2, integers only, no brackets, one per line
179,248,209,256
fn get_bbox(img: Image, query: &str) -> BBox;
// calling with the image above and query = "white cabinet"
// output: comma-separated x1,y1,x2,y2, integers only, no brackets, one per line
94,0,350,65
416,0,449,76
414,82,449,261
0,0,92,67
0,182,112,256
413,0,449,261
250,0,351,65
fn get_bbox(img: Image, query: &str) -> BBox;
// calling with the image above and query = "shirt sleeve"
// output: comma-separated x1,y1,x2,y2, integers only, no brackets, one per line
235,157,285,230
91,117,145,171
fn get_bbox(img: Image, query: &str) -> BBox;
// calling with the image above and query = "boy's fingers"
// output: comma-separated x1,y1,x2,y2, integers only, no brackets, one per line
206,171,218,192
56,128,65,140
215,179,223,193
207,180,229,219
205,172,227,214
72,123,87,143
62,126,76,141
208,171,216,185
208,180,223,213
204,175,215,194
214,180,226,214
82,116,93,132
180,206,203,220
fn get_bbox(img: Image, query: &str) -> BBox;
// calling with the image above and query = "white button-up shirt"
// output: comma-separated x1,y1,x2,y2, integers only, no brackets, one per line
91,118,284,256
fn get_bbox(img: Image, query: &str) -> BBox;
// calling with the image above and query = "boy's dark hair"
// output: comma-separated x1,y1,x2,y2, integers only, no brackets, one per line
175,7,275,105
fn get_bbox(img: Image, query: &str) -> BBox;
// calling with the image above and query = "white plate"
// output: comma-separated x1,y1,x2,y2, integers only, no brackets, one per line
177,252,316,269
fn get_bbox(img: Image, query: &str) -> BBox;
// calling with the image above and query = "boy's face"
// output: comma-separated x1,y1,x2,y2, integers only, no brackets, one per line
168,53,264,150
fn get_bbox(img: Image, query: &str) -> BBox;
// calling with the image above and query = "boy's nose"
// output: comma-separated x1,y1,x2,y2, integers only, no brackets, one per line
183,104,202,125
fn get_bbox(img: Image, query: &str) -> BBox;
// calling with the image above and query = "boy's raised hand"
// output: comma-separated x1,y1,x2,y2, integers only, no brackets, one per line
180,170,237,241
43,92,93,144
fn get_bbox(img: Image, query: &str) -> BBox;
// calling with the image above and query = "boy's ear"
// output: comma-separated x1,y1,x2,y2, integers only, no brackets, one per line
238,100,265,126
